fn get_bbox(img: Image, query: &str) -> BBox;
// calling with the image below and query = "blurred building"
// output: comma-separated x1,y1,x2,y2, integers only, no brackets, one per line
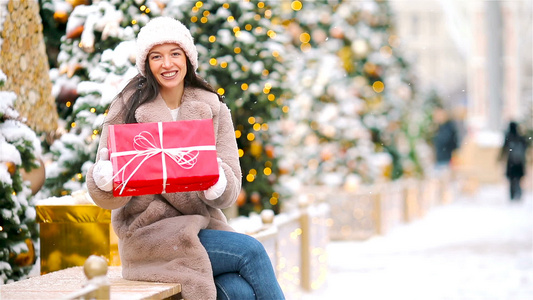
390,0,532,184
391,0,532,130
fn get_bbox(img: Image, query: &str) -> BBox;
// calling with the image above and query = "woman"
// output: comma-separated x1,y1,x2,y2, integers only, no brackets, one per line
499,121,528,201
87,17,285,300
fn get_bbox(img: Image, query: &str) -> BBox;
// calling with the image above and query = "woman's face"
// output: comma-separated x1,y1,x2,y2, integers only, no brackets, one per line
148,43,187,92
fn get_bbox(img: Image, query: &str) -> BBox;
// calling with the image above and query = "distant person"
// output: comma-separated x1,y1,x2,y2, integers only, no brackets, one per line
432,107,459,174
499,121,528,201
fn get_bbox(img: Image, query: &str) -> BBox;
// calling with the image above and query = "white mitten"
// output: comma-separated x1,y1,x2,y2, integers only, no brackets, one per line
93,148,114,192
204,158,227,200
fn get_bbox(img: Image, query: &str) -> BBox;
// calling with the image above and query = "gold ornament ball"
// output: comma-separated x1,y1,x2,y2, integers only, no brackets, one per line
250,141,263,157
84,255,108,279
53,11,69,23
250,192,261,204
237,189,247,207
14,239,36,267
66,0,88,8
5,161,17,175
20,158,46,195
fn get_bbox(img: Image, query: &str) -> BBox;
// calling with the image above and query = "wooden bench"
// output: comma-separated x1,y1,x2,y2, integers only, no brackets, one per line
0,256,182,300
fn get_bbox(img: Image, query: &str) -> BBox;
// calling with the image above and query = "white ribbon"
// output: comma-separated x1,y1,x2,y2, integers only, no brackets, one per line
110,122,216,195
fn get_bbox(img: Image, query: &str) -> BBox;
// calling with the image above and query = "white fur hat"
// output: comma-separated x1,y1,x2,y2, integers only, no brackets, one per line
136,17,198,77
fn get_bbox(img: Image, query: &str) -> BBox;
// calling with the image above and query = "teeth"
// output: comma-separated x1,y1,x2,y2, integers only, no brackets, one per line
162,72,176,77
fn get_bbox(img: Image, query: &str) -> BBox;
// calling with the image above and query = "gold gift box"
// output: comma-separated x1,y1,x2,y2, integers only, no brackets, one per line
36,204,120,274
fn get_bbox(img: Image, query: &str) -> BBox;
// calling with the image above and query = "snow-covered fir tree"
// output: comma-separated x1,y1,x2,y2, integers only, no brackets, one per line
0,71,41,284
162,1,289,214
40,0,158,197
274,0,431,192
40,0,289,215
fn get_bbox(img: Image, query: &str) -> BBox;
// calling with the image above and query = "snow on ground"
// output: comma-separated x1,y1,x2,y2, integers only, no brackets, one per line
300,184,533,300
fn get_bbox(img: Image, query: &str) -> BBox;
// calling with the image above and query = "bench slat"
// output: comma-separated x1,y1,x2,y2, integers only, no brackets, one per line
0,266,181,300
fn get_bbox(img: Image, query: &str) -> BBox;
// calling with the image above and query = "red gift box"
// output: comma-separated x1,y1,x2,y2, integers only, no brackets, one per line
107,119,219,197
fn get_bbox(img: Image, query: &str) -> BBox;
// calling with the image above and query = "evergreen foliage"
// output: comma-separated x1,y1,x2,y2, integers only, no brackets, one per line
0,71,40,283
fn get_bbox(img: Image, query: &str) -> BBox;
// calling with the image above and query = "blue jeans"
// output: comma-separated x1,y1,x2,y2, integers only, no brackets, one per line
199,229,285,300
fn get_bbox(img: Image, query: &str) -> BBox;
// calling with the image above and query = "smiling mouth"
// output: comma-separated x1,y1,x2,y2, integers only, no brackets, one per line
162,71,177,78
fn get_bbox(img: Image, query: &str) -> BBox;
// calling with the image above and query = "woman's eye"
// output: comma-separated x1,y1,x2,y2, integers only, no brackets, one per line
172,52,181,57
150,55,161,60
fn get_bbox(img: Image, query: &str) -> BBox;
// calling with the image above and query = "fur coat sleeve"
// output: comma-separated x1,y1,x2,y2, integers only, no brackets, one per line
86,87,242,300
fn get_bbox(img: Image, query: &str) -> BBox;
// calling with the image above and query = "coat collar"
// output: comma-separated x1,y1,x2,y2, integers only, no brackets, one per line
134,88,196,123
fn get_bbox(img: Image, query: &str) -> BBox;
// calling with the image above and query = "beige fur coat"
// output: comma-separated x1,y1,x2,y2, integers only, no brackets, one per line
86,87,242,300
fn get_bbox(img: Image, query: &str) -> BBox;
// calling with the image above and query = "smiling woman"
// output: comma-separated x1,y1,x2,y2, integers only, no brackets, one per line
147,44,188,108
85,16,285,300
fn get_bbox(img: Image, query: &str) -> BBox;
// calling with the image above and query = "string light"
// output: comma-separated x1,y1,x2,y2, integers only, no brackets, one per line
299,32,310,43
247,133,255,141
372,81,385,93
291,1,303,11
235,130,242,138
246,174,255,182
264,167,272,176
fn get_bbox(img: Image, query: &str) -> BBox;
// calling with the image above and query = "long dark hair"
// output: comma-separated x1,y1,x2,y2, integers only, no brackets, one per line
117,55,223,124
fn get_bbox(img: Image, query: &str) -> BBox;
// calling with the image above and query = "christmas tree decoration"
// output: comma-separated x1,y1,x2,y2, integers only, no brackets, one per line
0,0,58,133
4,161,16,175
13,239,35,268
20,158,46,195
0,70,42,284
